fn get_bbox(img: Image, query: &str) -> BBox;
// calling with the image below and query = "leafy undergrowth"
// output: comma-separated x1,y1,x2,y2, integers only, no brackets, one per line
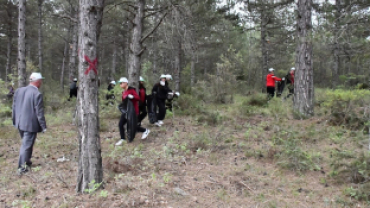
0,90,369,207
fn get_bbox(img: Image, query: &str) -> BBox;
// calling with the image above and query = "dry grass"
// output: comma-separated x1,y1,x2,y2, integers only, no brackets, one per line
0,94,368,207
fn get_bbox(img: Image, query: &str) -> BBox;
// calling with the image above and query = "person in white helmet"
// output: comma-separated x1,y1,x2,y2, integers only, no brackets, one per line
69,78,78,100
151,74,172,126
266,68,282,99
285,67,295,98
115,77,150,145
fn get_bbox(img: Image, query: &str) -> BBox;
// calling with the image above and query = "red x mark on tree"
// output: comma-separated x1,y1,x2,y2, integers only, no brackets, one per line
84,55,98,75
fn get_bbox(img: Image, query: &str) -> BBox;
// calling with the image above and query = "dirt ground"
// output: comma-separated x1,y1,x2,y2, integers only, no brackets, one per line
0,112,366,208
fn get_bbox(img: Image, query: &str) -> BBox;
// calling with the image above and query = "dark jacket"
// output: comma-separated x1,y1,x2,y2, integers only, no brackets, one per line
139,86,146,106
12,85,47,133
152,83,171,100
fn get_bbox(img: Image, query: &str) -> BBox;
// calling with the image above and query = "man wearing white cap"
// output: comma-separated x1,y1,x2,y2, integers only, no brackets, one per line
151,75,172,126
69,78,78,100
12,72,47,174
106,80,116,100
266,68,282,99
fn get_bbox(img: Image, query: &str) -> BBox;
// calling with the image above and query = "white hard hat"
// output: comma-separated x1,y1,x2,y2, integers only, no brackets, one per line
140,76,145,82
268,68,274,72
291,67,295,71
165,74,173,80
110,81,116,85
118,77,128,83
73,78,78,81
29,72,45,82
160,74,166,79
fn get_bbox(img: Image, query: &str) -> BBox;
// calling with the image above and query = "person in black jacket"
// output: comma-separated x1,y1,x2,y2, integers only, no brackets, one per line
106,81,116,100
152,75,172,126
68,78,78,101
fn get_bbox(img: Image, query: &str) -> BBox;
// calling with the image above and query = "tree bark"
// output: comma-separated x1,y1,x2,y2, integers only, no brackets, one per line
128,0,145,91
69,21,78,84
6,2,13,82
18,0,26,88
38,0,44,73
76,0,105,194
332,0,340,88
61,23,71,92
260,9,268,92
111,38,117,79
190,52,196,87
174,39,181,92
294,0,314,118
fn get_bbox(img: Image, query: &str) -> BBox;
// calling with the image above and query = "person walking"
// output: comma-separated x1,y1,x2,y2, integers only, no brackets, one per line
69,78,78,100
115,77,150,146
266,68,282,99
106,80,116,100
12,72,47,174
138,76,147,125
152,75,172,126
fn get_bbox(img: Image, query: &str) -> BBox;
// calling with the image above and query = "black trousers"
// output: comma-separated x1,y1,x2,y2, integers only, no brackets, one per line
138,105,147,124
267,87,275,99
156,99,166,121
287,86,294,98
119,113,146,140
70,88,77,99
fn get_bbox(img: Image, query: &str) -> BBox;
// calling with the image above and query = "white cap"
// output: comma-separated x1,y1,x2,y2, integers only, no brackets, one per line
73,78,77,81
268,68,274,72
160,74,166,79
165,74,173,80
140,76,145,82
291,67,295,71
110,81,116,85
29,72,45,82
118,77,128,83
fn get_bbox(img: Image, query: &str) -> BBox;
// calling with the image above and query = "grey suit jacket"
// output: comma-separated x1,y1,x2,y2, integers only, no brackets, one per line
12,85,47,133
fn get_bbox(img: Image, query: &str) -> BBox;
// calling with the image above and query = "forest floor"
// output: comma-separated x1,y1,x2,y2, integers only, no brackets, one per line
0,94,368,208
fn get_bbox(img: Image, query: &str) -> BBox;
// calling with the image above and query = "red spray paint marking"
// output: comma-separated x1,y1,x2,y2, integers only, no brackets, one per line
84,55,98,75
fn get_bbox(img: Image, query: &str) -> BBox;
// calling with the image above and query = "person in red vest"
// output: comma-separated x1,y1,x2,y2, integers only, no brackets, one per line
286,67,295,98
115,77,150,146
138,76,147,126
266,68,282,99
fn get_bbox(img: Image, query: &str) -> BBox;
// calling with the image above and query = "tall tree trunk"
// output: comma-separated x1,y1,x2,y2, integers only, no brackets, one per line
294,0,314,118
111,38,117,79
6,2,13,82
190,51,196,87
69,21,78,83
332,0,340,88
38,0,44,73
128,0,145,91
174,39,181,92
61,23,71,92
260,9,268,92
76,0,105,194
17,0,26,88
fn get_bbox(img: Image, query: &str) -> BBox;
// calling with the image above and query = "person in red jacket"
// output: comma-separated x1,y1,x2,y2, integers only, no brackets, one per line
286,67,295,98
138,76,147,125
116,77,150,146
266,68,282,99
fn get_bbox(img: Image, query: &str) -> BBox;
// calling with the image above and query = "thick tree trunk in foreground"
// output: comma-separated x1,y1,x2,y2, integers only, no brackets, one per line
38,0,44,73
76,0,105,193
18,0,26,87
128,0,145,91
294,0,314,118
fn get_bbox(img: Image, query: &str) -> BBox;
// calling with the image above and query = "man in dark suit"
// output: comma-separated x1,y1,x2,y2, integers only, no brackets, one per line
12,72,47,174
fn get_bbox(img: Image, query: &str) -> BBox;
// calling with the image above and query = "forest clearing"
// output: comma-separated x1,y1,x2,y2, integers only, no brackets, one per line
1,89,370,207
0,0,370,207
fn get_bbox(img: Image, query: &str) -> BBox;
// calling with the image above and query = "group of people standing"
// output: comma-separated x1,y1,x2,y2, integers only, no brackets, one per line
266,67,295,99
112,74,179,146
